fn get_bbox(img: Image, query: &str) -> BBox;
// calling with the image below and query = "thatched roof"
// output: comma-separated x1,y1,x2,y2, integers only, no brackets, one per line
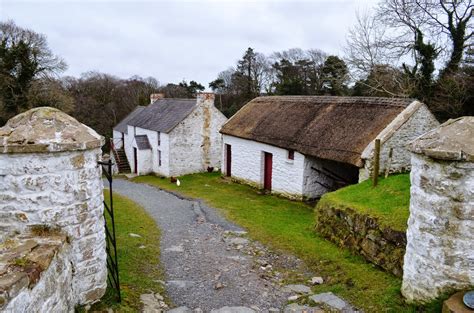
220,96,415,167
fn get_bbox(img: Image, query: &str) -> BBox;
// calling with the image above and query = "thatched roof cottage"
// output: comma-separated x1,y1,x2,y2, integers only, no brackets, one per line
220,96,439,199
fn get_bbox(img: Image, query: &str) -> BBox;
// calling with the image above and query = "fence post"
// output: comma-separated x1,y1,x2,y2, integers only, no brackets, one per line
372,139,381,187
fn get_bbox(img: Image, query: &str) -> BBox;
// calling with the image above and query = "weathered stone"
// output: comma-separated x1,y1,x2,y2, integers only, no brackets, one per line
310,277,324,285
227,237,249,246
402,134,474,302
309,292,353,312
283,284,312,294
284,303,324,313
442,292,473,313
167,306,193,313
210,307,255,313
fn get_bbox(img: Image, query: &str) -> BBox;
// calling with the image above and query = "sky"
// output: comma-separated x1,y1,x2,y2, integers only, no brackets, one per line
1,0,378,86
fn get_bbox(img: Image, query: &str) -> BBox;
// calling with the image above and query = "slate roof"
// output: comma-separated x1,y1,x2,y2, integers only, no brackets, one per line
127,99,197,133
135,135,152,150
220,96,416,167
113,106,145,134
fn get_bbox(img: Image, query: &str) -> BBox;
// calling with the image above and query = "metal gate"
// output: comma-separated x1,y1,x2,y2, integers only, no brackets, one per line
99,159,121,302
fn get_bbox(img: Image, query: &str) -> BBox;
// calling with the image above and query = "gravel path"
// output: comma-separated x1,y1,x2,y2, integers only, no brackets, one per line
112,179,298,311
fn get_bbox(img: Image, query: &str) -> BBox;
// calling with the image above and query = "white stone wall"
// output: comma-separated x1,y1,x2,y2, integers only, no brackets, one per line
359,103,439,181
3,243,74,312
112,130,124,149
0,149,107,305
169,97,227,177
303,156,359,199
401,153,474,302
222,135,305,198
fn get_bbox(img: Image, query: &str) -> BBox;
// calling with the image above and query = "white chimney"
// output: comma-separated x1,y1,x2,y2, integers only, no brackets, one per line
196,92,215,107
150,93,165,104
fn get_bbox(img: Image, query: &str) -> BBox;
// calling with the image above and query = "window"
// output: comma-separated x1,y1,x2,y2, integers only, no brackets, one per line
157,131,161,146
158,150,162,166
288,150,295,160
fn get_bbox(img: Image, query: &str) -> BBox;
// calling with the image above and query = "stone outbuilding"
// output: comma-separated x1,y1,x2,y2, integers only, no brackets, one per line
112,93,228,176
220,96,439,199
402,116,474,302
0,107,107,310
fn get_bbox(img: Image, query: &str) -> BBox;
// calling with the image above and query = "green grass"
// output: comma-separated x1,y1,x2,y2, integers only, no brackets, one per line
91,191,165,312
131,172,443,312
319,174,411,231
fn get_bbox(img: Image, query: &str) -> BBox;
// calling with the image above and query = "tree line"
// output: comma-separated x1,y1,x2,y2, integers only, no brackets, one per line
1,0,472,141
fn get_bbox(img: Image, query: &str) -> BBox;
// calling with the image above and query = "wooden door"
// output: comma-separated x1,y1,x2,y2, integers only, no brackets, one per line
263,152,272,191
225,144,232,177
133,147,138,174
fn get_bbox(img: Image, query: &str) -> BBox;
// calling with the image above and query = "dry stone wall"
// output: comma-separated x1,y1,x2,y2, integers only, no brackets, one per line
315,201,406,277
0,107,107,311
402,117,474,302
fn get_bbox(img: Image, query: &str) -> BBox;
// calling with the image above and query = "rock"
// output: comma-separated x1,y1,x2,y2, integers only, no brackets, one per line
194,309,204,313
288,295,300,301
165,245,184,252
129,233,141,238
210,307,255,313
167,306,192,313
283,284,312,294
228,237,249,245
140,293,168,312
269,308,280,313
309,292,354,312
139,245,146,249
310,277,324,285
214,282,224,290
442,291,473,313
284,303,324,313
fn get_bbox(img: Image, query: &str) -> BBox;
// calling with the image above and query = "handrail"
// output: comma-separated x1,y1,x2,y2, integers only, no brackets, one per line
109,138,123,164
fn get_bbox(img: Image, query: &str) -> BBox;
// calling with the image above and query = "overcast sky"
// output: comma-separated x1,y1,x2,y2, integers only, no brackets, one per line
1,0,378,86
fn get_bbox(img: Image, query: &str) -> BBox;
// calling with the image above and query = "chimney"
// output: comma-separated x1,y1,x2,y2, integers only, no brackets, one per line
196,92,215,107
150,93,165,104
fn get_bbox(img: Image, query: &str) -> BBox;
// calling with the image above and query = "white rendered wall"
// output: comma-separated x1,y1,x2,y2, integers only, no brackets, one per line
112,130,124,149
359,103,439,181
401,153,474,302
222,135,305,198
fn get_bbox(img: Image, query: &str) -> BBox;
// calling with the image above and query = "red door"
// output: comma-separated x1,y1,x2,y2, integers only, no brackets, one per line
225,144,232,177
264,152,272,191
133,147,138,174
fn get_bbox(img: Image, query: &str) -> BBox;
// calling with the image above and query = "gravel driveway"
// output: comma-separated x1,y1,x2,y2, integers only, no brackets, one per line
111,179,295,311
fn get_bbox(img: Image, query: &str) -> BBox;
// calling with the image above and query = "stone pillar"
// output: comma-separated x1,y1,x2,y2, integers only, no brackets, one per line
0,107,107,304
402,117,474,302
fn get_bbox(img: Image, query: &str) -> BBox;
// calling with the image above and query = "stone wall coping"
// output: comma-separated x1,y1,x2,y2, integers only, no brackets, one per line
409,116,474,161
0,230,67,309
0,107,104,154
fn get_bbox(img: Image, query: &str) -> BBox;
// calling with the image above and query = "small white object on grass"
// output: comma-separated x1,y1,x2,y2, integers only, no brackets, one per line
176,179,181,186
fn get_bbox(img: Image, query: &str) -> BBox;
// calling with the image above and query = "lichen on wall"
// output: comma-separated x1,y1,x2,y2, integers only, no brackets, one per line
315,201,406,277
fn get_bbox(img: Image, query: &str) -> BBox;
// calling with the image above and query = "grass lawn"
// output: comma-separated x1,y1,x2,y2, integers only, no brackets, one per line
318,174,411,231
90,190,165,312
132,172,443,312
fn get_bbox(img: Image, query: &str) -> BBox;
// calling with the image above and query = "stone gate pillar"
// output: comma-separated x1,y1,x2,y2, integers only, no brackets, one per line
0,107,107,304
402,117,474,302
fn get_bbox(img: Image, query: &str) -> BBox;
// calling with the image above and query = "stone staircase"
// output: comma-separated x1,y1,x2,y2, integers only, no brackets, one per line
114,148,131,173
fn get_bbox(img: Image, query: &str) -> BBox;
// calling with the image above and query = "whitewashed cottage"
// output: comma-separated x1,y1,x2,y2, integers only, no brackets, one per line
220,96,439,199
112,93,227,176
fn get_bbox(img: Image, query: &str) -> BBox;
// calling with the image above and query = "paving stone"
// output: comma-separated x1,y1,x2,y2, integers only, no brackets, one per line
442,291,473,313
283,284,312,294
210,306,256,313
167,306,193,313
284,303,324,313
309,292,354,312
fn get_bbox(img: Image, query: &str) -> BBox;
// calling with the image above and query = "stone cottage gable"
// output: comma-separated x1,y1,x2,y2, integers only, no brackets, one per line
220,96,415,167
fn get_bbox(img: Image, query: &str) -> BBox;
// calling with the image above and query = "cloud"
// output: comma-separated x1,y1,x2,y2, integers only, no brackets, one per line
1,0,378,86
